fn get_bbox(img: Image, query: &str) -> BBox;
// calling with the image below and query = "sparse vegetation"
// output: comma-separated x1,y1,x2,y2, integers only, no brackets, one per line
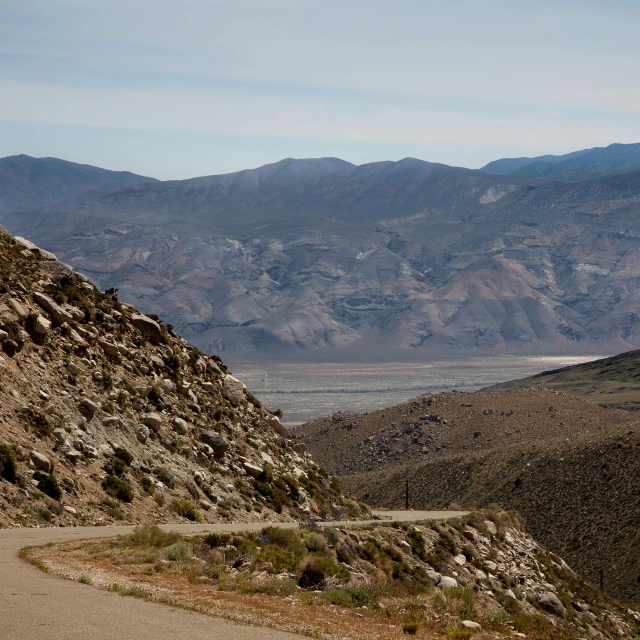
102,475,134,503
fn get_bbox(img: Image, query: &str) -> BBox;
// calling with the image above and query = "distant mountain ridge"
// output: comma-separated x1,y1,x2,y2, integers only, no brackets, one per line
0,154,156,212
480,142,640,182
3,146,640,357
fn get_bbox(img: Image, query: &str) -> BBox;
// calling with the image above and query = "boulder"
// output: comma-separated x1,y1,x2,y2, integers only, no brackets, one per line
33,292,73,325
172,417,188,434
79,398,98,418
98,338,120,357
66,361,81,376
177,381,191,396
293,443,306,456
201,432,229,458
130,314,163,341
0,329,8,342
62,304,84,321
8,298,28,322
454,554,467,566
30,450,51,473
223,374,246,406
484,520,498,535
426,570,442,586
538,592,566,618
150,355,165,369
243,462,264,479
136,425,150,444
201,381,215,392
33,315,52,334
438,576,458,589
53,428,67,444
461,621,481,630
65,450,83,463
161,379,175,393
267,415,288,437
143,413,163,432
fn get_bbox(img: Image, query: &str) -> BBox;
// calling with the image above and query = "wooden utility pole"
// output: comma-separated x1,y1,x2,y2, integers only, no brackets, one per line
404,480,417,510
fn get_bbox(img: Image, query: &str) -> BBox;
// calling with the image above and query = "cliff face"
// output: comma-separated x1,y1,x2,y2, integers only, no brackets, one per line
0,226,364,528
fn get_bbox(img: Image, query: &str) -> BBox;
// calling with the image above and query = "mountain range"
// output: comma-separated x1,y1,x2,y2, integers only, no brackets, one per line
2,143,640,358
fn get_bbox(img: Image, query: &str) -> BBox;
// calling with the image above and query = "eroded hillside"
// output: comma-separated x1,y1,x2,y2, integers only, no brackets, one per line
295,390,640,603
0,226,365,528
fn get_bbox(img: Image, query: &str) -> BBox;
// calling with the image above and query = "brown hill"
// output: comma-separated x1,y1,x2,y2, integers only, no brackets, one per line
0,226,364,529
293,390,640,602
484,349,640,410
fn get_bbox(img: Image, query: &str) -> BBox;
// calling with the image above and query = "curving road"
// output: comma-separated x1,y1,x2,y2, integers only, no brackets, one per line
0,511,466,640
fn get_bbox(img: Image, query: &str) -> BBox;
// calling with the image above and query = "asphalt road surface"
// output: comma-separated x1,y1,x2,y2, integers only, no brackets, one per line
0,510,466,640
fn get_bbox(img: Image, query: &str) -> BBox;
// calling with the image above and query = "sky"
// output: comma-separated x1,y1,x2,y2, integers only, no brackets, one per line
2,0,640,179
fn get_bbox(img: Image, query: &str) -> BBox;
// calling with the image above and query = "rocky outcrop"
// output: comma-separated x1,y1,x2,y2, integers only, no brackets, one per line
0,228,365,529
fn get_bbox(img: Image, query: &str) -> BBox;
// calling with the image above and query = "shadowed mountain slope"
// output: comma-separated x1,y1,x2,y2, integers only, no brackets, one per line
4,154,640,356
481,142,640,182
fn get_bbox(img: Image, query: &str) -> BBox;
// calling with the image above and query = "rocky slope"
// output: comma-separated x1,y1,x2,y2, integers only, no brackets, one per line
294,390,640,603
0,226,365,529
6,152,640,357
30,513,640,640
485,349,640,410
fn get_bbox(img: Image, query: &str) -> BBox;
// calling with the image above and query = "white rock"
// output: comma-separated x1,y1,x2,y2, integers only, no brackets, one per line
143,412,163,432
461,620,481,630
438,576,458,589
136,426,150,444
484,520,498,535
223,374,246,406
30,450,51,472
33,315,51,334
454,554,467,566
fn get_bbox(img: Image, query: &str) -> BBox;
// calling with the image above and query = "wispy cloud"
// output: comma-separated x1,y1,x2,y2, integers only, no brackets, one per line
1,0,640,176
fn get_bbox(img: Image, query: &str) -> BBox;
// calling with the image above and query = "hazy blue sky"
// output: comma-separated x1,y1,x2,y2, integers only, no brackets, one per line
2,0,640,179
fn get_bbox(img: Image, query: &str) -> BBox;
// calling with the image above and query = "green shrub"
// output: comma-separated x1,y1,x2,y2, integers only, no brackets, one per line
172,498,202,522
102,475,134,503
165,542,191,561
78,574,92,585
154,467,175,488
402,621,422,635
33,471,62,500
204,532,230,548
123,525,180,548
322,586,373,607
303,531,327,552
114,447,134,466
446,629,474,640
511,614,553,634
299,554,350,589
0,444,18,483
261,527,305,554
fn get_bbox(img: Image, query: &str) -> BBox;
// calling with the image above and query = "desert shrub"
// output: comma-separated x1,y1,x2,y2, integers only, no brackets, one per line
321,586,372,607
511,614,553,634
33,471,62,500
433,586,476,619
114,447,134,466
140,476,155,494
252,479,290,513
102,475,134,503
172,497,202,522
78,574,92,585
298,554,349,589
235,576,296,596
303,531,327,552
0,443,18,483
446,629,474,640
407,527,428,560
165,542,191,561
402,621,422,635
123,525,180,548
261,527,305,554
154,466,175,488
105,457,127,477
204,532,231,548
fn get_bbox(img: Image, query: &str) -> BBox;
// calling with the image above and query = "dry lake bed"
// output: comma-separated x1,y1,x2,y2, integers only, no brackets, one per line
231,354,604,425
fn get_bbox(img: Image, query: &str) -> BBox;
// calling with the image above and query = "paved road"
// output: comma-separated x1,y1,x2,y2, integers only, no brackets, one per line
0,511,467,640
